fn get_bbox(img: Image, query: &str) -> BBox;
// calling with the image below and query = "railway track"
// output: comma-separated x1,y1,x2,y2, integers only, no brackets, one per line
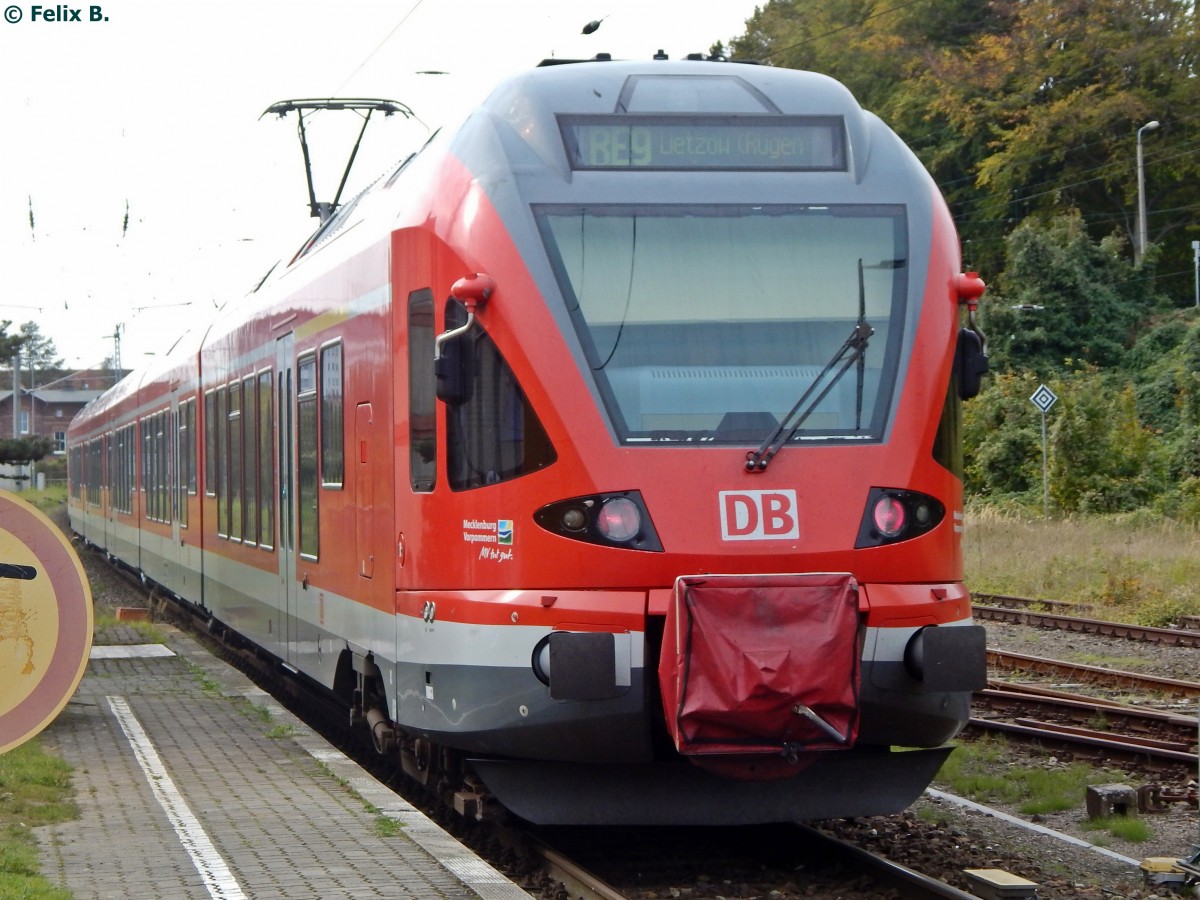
971,598,1200,774
980,684,1199,743
971,685,1199,772
987,648,1200,699
531,822,987,900
797,824,992,899
973,596,1200,648
974,592,1095,615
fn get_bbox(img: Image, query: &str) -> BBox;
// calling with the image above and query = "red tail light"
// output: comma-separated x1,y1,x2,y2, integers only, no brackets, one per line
596,497,640,542
855,488,944,548
534,491,663,551
872,496,907,537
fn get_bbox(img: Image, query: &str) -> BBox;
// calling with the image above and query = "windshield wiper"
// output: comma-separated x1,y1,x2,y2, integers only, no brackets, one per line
744,259,878,473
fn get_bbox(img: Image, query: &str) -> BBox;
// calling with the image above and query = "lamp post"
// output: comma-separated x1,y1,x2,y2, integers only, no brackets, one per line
1193,240,1199,308
1136,120,1160,263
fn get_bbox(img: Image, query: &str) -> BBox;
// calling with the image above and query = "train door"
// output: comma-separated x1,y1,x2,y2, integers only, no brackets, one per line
355,402,375,579
157,396,180,593
275,334,298,664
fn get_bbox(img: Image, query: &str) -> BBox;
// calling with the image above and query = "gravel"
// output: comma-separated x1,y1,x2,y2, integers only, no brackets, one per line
918,617,1200,898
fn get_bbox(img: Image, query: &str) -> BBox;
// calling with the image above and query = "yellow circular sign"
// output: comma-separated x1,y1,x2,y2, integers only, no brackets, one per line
0,491,93,754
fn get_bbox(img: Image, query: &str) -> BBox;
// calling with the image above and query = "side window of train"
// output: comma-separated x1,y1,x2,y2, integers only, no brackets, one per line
257,370,274,550
440,298,557,491
142,415,169,524
204,389,218,498
320,342,344,489
297,354,319,559
216,386,228,537
178,399,194,528
110,424,133,515
408,289,436,492
228,384,242,541
932,379,963,478
241,375,258,543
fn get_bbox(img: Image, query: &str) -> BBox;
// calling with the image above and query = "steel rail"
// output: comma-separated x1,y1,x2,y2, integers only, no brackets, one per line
795,824,983,900
986,678,1136,706
974,604,1200,648
968,717,1199,769
526,836,628,900
1010,718,1192,753
976,687,1199,745
973,592,1093,615
987,649,1200,699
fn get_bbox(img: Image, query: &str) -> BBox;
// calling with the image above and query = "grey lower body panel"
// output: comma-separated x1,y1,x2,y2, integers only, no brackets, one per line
470,746,953,825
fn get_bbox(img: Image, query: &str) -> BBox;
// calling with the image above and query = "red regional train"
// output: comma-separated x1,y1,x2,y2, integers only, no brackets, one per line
68,56,989,826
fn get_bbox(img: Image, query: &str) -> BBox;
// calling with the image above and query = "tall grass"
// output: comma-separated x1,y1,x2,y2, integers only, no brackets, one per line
8,483,68,513
0,739,76,899
964,507,1200,625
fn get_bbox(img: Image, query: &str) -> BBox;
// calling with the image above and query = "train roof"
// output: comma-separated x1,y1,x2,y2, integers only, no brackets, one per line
273,59,898,277
78,58,927,422
493,58,862,114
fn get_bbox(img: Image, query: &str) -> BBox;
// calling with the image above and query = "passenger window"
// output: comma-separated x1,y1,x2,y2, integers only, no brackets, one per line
205,390,218,497
258,371,274,549
443,299,557,491
320,343,344,488
297,355,319,558
408,289,436,492
933,378,963,478
229,384,243,541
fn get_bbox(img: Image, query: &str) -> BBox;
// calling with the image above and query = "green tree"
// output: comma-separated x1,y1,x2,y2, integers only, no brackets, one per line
920,0,1200,282
0,436,54,466
981,212,1155,373
1049,377,1166,513
962,370,1044,501
1124,311,1200,486
16,321,63,374
0,320,22,363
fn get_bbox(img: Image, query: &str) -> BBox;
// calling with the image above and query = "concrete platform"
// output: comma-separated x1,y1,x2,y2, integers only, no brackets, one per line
36,623,534,900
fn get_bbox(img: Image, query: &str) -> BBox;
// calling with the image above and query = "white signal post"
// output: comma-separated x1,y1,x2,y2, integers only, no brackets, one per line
1030,384,1058,518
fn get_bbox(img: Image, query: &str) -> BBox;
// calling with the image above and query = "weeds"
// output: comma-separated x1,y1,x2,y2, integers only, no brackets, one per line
91,614,166,644
935,738,1113,816
0,739,78,899
373,816,404,838
965,508,1200,619
1082,815,1152,843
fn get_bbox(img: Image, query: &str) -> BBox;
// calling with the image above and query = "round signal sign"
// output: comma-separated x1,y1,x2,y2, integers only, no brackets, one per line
0,491,93,754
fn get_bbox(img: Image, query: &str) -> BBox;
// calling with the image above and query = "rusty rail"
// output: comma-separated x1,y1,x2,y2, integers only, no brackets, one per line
987,648,1200,699
974,604,1200,648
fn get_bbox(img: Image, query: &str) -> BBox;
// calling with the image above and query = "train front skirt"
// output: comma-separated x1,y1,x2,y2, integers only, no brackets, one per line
472,572,950,826
469,747,953,825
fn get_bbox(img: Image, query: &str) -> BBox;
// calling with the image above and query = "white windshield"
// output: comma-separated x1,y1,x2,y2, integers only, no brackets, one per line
537,204,908,444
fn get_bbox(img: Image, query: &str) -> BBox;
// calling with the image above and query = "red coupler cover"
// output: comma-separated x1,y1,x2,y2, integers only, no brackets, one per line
659,573,862,756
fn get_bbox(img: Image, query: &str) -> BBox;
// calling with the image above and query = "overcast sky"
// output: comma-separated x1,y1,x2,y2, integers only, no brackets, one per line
0,0,760,373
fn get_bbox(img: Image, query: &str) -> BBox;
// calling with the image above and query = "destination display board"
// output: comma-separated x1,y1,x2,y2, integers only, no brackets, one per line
560,115,846,171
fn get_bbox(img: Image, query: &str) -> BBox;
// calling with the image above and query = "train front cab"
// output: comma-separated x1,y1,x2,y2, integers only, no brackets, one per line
385,240,988,825
383,62,990,825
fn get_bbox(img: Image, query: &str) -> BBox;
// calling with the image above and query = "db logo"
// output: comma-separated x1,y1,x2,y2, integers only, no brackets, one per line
719,489,800,541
